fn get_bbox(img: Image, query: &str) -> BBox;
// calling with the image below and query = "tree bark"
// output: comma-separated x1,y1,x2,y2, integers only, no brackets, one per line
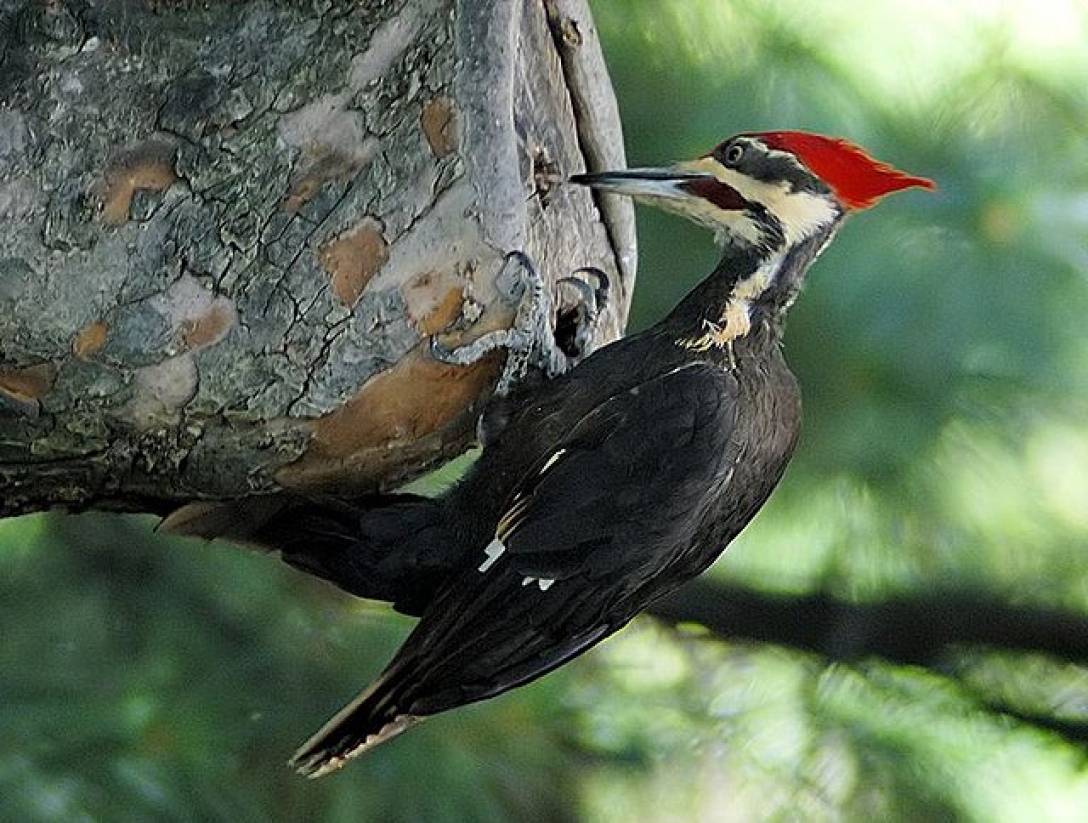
0,0,634,516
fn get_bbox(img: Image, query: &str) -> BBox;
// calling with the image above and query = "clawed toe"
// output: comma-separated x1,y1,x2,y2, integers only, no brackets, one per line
555,267,610,360
429,252,610,398
564,266,610,309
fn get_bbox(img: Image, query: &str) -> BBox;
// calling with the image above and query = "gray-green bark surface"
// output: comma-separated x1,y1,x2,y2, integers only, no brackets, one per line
0,0,634,515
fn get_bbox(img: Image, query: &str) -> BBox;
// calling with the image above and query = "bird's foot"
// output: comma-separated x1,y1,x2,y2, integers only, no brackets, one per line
430,251,609,396
553,265,610,366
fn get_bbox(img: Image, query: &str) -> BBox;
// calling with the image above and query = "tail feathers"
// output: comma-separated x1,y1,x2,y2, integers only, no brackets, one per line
290,671,422,778
158,494,292,544
163,493,457,614
265,494,455,614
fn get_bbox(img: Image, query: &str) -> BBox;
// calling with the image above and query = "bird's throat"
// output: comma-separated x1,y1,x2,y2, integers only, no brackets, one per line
678,299,752,352
674,253,783,352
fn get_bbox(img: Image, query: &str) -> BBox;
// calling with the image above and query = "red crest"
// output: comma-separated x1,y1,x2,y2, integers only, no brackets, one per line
751,131,935,210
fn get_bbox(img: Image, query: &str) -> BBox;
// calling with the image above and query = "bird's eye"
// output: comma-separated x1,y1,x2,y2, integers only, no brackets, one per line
722,143,745,166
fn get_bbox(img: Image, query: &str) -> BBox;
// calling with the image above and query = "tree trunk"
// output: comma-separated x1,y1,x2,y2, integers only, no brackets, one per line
0,0,634,516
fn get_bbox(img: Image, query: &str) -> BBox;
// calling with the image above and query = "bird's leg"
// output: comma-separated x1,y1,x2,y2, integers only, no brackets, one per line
430,251,609,397
553,266,610,365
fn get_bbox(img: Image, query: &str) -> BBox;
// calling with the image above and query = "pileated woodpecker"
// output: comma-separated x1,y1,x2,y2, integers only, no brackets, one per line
184,132,933,775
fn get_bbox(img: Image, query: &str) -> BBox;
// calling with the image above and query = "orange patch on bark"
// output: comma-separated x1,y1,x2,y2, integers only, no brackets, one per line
402,270,468,334
181,300,236,349
0,362,57,403
101,143,178,226
420,97,458,158
73,322,109,358
277,348,499,491
318,219,389,307
418,287,466,334
282,152,366,213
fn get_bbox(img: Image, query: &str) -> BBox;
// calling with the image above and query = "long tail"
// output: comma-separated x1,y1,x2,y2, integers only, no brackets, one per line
161,493,457,615
290,664,421,778
288,561,616,777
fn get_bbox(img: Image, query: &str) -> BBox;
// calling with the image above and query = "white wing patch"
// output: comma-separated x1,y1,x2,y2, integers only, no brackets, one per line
479,541,555,590
540,448,567,473
478,538,506,573
484,451,570,585
522,576,556,591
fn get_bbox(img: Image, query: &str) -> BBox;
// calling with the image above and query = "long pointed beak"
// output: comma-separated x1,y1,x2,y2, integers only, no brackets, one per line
571,165,749,214
570,167,708,200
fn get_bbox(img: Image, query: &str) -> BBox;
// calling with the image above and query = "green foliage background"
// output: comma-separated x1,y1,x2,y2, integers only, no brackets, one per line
3,1,1087,819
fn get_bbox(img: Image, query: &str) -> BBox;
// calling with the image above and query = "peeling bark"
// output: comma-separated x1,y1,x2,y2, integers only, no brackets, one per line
0,0,634,515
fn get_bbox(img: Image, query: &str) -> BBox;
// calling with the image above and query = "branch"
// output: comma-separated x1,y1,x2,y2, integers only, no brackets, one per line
650,578,1088,667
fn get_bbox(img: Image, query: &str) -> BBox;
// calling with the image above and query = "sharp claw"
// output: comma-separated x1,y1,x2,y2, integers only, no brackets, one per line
495,251,536,302
429,329,512,367
554,266,611,362
570,266,610,301
430,254,608,399
429,336,450,361
556,276,598,312
429,335,468,365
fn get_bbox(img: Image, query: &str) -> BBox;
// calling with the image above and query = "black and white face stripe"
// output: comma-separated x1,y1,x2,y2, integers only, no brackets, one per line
677,176,749,212
675,153,841,249
709,136,832,198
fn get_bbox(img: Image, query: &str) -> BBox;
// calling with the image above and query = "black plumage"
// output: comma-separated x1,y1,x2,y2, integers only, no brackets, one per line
287,317,806,772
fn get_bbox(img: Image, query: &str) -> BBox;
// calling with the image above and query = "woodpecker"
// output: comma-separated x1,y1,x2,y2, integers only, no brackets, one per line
186,132,933,776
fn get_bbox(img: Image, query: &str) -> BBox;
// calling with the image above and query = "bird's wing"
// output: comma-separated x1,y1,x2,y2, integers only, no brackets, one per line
290,363,740,775
495,361,739,584
400,362,739,699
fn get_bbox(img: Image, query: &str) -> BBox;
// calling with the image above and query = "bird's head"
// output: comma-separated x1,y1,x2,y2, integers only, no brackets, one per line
572,131,934,254
572,131,934,349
